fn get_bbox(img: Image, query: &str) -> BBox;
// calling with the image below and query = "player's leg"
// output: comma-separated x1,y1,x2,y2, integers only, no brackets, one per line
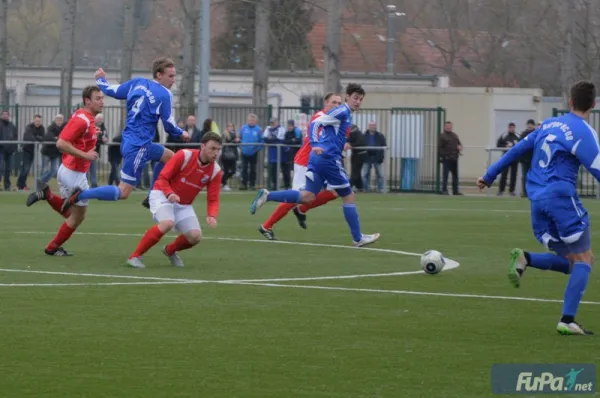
250,170,319,215
141,144,173,209
26,179,72,218
296,188,338,215
127,190,175,268
163,206,202,267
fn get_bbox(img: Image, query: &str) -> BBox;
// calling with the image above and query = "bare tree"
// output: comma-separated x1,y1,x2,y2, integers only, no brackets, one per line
561,0,574,108
324,0,342,93
179,0,200,116
121,0,137,82
59,0,77,118
253,0,271,113
0,0,7,107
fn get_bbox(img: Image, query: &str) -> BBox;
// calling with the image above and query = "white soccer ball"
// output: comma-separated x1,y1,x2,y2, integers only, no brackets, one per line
420,250,446,274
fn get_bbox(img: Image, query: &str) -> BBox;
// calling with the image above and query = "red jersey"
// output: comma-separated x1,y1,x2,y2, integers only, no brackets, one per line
293,110,324,166
59,109,97,173
154,149,222,217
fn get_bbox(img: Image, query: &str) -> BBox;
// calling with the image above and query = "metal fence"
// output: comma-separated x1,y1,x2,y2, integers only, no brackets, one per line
0,105,446,193
552,108,600,197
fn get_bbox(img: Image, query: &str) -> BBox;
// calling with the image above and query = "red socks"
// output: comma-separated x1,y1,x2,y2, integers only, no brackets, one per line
298,190,337,213
165,234,194,255
46,188,71,218
262,203,296,230
130,225,165,258
46,222,76,251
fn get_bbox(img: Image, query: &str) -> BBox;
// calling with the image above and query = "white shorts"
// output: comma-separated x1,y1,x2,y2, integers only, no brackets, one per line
149,190,201,234
57,164,90,207
292,163,334,191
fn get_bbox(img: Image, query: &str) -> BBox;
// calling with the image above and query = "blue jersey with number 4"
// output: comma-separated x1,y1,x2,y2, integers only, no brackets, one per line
96,77,183,147
484,113,600,201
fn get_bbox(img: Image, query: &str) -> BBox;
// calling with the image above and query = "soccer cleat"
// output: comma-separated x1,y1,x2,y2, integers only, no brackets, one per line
293,207,307,229
61,187,82,213
26,180,49,207
141,196,150,209
127,257,146,269
250,188,269,215
557,321,594,336
353,233,380,247
163,246,185,267
258,225,276,240
509,248,527,288
44,247,73,256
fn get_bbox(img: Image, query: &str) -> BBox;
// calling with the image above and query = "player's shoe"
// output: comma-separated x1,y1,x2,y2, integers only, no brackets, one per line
26,180,49,207
163,246,184,267
142,196,150,209
509,248,527,288
353,233,380,247
258,225,276,240
250,188,269,215
127,257,146,269
293,207,307,229
61,187,82,213
557,321,594,336
44,247,73,256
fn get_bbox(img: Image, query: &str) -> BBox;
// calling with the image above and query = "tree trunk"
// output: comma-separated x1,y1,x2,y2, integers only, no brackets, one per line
59,0,77,119
324,0,342,94
560,1,574,109
179,0,199,118
0,0,7,108
253,0,271,122
120,0,136,129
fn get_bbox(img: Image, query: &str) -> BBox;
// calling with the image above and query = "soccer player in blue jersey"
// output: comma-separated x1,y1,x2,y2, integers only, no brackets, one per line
60,57,189,213
250,83,380,247
477,80,598,336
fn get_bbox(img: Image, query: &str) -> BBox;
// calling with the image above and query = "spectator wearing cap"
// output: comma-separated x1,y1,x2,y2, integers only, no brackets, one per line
263,116,291,189
239,113,263,190
518,119,537,198
496,122,520,196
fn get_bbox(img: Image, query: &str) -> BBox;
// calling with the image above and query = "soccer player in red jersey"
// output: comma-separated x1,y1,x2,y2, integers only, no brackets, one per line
127,132,223,268
258,93,342,240
25,86,105,256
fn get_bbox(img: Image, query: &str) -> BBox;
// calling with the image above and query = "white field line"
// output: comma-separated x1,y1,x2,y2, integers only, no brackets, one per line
0,268,202,283
0,281,194,287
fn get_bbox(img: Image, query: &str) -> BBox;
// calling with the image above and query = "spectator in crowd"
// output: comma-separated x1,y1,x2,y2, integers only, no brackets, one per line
108,133,122,186
347,124,365,191
239,113,263,190
18,114,45,190
361,121,386,193
220,122,239,191
438,120,463,195
165,117,187,152
88,113,108,187
0,110,17,191
286,119,302,159
519,119,537,198
188,116,205,143
496,122,520,196
263,117,291,190
39,114,64,183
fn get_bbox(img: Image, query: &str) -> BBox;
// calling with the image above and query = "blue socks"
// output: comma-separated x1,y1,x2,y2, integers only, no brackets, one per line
342,203,362,242
562,262,591,317
150,162,165,191
78,185,121,201
527,252,571,274
267,190,301,203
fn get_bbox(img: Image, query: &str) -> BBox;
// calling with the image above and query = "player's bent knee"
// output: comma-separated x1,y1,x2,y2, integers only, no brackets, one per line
185,230,202,245
118,182,134,199
300,191,316,204
158,220,175,232
160,148,174,163
340,191,355,204
568,250,594,266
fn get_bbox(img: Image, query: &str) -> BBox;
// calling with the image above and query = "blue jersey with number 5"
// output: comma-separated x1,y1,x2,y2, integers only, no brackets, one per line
96,77,183,147
484,113,600,201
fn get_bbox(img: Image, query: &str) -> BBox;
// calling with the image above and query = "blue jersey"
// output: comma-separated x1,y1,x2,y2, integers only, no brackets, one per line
309,104,353,159
96,77,183,147
484,113,600,201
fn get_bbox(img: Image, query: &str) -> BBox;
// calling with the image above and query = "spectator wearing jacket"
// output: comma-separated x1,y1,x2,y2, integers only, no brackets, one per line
189,116,207,144
166,118,189,152
0,110,17,190
361,121,387,192
39,114,64,183
17,114,45,190
88,113,108,187
286,120,303,159
519,119,536,198
108,133,122,186
220,122,239,191
496,122,520,196
239,113,263,190
438,121,463,195
263,117,291,190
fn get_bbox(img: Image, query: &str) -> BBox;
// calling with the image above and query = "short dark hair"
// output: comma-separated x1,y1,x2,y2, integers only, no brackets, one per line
152,57,175,78
571,80,596,112
33,114,41,119
445,121,452,124
324,92,335,101
82,86,101,105
508,122,515,127
345,83,365,97
200,131,223,145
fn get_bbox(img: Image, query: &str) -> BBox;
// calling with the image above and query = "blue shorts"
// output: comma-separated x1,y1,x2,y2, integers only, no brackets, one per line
120,142,165,185
304,153,352,197
530,196,591,256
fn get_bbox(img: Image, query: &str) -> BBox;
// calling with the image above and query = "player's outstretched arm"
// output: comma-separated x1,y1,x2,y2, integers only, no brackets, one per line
95,76,135,100
154,150,185,197
482,130,537,185
157,90,185,138
573,130,600,182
